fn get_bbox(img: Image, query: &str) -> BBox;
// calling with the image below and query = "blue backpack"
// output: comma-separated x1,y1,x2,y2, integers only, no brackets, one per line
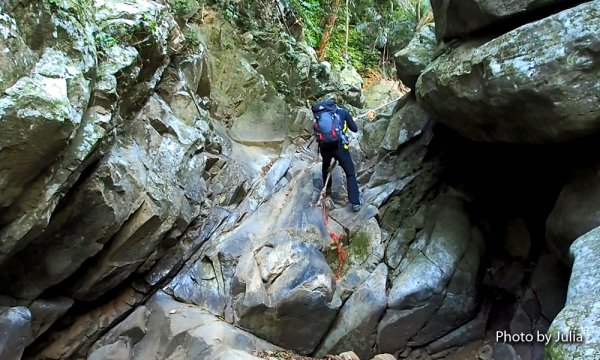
312,99,342,145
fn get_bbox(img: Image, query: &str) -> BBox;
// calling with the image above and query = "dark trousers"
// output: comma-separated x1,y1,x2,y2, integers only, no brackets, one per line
320,144,360,205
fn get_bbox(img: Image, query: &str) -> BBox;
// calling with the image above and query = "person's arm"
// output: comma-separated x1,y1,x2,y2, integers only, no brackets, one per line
342,108,358,132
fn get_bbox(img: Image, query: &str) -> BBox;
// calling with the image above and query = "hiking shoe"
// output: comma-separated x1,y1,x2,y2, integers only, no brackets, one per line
352,198,363,212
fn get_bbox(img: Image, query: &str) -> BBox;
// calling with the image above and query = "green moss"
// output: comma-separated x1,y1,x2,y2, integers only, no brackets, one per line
324,230,372,276
170,0,200,19
349,230,370,261
183,28,202,53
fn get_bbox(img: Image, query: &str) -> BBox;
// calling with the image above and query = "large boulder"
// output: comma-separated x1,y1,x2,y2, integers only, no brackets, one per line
546,162,600,262
194,19,293,148
546,226,600,359
315,263,388,359
377,193,484,353
0,95,206,301
231,238,340,354
416,1,600,144
36,287,145,360
0,4,35,94
380,96,431,152
332,65,364,107
0,0,179,271
0,306,31,360
166,164,339,342
0,0,97,263
394,24,437,89
431,0,574,41
89,291,279,360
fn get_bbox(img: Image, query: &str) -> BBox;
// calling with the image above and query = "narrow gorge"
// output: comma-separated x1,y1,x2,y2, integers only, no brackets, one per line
0,1,599,360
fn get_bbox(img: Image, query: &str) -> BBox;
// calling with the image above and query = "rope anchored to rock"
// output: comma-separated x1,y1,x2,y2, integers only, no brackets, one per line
317,160,347,279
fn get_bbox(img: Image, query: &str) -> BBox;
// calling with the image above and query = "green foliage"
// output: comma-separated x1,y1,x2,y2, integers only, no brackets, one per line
208,0,257,29
288,0,431,75
289,0,324,48
95,32,119,50
170,0,200,19
183,27,202,52
43,0,90,21
136,13,160,41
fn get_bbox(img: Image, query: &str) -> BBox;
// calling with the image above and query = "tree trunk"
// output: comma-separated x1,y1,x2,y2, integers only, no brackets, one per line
316,0,342,60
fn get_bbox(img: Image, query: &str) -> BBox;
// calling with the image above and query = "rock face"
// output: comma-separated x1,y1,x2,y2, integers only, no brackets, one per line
394,24,437,89
547,226,600,359
377,193,484,354
417,1,600,143
315,263,388,359
0,307,31,360
87,291,280,360
0,0,96,263
430,0,574,41
380,96,431,152
546,162,600,262
232,238,339,354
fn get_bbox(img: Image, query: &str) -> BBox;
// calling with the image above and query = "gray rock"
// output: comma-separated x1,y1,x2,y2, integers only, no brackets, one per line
410,228,484,346
377,295,444,353
90,306,149,355
547,162,600,262
493,343,520,360
426,301,491,354
129,291,278,360
29,297,73,342
564,227,600,304
0,0,95,214
0,5,34,94
0,92,209,301
417,2,600,143
36,287,144,360
88,340,133,360
332,268,371,303
385,228,416,270
166,163,334,317
332,65,364,107
168,253,228,317
380,96,430,152
0,73,89,259
361,118,390,158
377,194,481,353
362,78,406,116
315,264,387,359
0,306,31,360
431,0,574,41
530,254,568,321
231,239,340,354
394,25,437,89
388,196,472,309
546,226,600,359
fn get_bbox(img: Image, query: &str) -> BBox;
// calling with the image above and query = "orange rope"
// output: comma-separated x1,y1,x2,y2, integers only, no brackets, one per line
321,200,347,279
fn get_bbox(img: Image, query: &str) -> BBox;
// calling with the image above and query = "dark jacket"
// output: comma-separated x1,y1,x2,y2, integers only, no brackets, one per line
336,107,357,133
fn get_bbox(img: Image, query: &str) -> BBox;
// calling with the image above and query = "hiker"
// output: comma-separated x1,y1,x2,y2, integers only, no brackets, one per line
312,97,362,212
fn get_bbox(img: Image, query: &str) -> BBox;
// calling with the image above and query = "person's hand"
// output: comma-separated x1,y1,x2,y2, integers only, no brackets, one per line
366,110,376,120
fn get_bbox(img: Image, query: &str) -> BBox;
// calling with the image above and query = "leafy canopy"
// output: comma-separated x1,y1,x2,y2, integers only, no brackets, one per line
290,0,431,74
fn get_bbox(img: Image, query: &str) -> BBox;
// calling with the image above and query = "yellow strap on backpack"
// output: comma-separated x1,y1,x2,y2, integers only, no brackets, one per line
342,121,349,149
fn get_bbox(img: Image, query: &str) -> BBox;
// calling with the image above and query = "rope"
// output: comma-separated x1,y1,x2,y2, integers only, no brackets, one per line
322,201,347,279
318,160,347,279
356,95,405,120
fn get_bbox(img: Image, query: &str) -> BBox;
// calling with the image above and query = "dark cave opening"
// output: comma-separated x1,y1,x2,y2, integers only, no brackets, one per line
426,122,598,356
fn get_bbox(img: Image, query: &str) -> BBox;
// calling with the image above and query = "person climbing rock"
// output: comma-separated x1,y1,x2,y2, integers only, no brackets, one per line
312,96,362,211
